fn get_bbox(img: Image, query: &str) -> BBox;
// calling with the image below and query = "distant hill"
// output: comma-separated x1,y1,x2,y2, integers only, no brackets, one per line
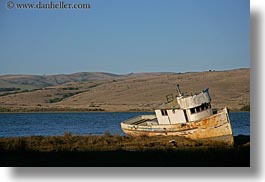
0,72,122,89
0,68,250,112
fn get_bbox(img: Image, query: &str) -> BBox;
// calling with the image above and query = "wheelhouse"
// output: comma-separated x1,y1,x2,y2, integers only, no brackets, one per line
155,86,213,125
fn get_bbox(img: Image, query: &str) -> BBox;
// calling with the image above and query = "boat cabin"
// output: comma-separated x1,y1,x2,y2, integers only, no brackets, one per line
155,86,213,125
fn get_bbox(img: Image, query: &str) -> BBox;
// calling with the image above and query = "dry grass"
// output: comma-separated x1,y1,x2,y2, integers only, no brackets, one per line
0,68,250,112
0,134,250,166
0,133,247,153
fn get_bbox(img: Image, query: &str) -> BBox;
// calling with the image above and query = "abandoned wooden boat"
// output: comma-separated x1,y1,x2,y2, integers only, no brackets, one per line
121,85,233,143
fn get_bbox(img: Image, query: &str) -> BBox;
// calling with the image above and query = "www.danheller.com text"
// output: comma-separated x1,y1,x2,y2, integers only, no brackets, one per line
6,1,91,10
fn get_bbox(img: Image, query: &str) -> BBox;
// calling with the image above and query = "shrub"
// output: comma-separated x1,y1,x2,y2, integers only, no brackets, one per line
49,98,63,103
0,87,21,92
64,132,73,138
49,92,81,103
103,130,111,138
0,107,11,112
6,138,28,152
240,105,250,111
62,87,79,90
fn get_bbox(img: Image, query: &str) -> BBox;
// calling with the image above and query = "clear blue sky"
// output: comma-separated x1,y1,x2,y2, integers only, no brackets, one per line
0,0,249,75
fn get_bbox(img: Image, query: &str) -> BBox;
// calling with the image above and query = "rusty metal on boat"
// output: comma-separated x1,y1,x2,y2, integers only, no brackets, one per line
121,85,233,144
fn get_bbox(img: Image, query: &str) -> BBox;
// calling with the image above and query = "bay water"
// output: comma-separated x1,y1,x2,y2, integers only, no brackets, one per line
0,112,249,138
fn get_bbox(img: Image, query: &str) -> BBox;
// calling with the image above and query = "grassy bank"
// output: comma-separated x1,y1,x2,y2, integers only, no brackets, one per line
0,134,250,167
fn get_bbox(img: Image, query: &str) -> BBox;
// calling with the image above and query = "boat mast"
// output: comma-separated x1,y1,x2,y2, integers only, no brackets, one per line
176,84,183,97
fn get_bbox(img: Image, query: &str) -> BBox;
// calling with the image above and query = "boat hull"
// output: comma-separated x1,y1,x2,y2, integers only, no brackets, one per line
121,108,233,142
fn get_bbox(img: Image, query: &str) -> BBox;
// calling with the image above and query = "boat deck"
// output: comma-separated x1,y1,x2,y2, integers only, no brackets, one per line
130,118,158,126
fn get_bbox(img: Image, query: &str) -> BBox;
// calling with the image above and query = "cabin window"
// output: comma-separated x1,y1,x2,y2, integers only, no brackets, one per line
190,102,211,115
161,110,168,116
201,103,206,110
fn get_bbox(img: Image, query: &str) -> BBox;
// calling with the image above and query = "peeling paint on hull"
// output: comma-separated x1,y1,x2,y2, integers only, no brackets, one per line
121,108,233,144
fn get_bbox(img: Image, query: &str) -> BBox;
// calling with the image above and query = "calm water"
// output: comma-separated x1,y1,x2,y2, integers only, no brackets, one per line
0,112,249,138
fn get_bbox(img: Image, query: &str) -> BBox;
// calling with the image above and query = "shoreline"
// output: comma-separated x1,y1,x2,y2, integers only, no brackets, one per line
0,133,250,139
0,110,250,114
0,111,154,114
